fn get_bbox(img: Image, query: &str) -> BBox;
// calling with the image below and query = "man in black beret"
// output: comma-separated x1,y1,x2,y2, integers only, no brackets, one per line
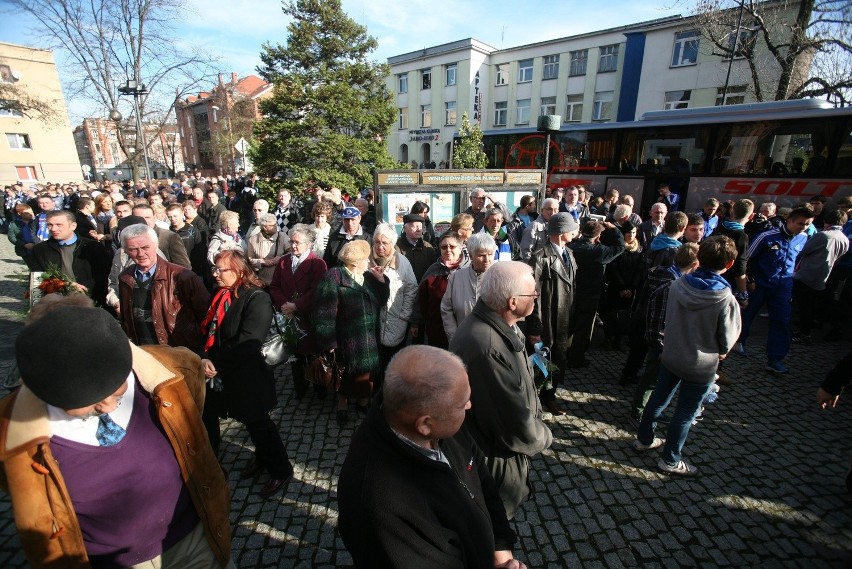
0,306,233,568
396,213,437,284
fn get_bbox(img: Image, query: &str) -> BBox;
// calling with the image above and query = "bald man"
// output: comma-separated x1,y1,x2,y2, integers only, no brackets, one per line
337,345,525,569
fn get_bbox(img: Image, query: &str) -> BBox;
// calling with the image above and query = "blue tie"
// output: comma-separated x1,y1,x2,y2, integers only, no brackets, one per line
96,414,126,446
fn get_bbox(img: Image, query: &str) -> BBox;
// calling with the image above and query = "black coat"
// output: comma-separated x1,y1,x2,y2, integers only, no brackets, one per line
208,285,275,423
30,238,110,305
338,403,516,569
567,228,625,296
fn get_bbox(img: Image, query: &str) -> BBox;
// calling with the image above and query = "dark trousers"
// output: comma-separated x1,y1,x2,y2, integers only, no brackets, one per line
568,294,600,365
244,416,292,479
793,279,821,335
621,314,648,380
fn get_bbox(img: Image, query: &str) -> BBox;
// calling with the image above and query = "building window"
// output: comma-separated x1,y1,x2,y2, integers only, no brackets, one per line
398,73,408,94
671,30,700,67
569,50,588,76
543,55,559,80
445,101,457,125
0,102,23,117
398,107,408,129
716,85,747,106
494,101,507,126
445,63,457,86
495,64,508,86
598,44,619,73
592,91,614,121
664,90,691,110
0,65,14,83
15,166,37,180
421,69,432,90
565,94,583,122
516,99,531,125
727,26,757,58
540,96,556,116
6,133,31,150
421,104,431,127
517,59,533,83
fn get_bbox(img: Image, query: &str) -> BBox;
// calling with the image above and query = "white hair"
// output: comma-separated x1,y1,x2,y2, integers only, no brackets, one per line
373,222,398,244
479,261,532,311
465,232,496,255
613,204,632,220
121,224,158,249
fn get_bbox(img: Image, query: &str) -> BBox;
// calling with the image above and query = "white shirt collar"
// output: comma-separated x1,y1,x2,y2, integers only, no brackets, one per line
47,372,136,446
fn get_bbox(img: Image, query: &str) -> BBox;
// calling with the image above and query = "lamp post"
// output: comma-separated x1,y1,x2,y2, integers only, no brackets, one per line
537,115,561,202
117,78,152,182
211,104,236,176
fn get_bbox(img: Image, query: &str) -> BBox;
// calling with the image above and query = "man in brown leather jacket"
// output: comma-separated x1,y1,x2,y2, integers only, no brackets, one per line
0,306,233,568
117,223,210,352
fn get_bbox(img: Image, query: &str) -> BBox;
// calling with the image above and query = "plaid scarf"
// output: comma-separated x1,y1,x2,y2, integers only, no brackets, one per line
201,288,232,352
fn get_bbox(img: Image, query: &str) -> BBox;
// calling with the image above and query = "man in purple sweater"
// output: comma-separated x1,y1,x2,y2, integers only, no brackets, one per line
0,306,233,568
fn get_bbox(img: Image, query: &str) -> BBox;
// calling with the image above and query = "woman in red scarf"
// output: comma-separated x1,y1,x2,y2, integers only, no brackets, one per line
413,231,470,349
201,249,292,498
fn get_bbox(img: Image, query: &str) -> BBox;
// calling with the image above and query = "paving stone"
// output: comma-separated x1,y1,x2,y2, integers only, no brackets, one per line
0,236,850,567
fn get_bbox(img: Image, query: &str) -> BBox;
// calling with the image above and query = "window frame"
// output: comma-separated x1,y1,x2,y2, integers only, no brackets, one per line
569,50,588,76
421,104,432,127
495,64,509,86
716,85,748,106
421,68,432,90
598,44,619,73
445,63,457,86
565,94,584,122
515,98,531,125
671,30,700,67
6,132,32,150
664,90,692,110
592,91,614,121
542,54,560,80
494,101,508,126
517,59,534,83
398,107,409,130
540,96,557,117
398,73,408,94
445,101,457,126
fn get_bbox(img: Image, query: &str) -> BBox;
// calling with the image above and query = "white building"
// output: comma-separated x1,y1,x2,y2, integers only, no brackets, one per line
386,4,806,166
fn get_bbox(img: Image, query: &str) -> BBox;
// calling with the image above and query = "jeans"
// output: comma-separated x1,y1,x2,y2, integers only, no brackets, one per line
739,279,793,362
631,346,661,419
637,365,713,466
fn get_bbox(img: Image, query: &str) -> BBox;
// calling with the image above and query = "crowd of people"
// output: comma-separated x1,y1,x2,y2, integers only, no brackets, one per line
1,171,850,567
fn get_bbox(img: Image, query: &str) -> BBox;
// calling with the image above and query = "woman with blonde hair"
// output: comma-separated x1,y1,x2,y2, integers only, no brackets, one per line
313,240,389,427
207,210,245,265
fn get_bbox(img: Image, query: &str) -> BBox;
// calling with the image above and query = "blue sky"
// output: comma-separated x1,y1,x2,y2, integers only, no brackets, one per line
0,0,689,122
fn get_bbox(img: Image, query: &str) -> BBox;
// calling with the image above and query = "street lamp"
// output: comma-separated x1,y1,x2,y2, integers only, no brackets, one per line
211,104,236,176
117,78,152,182
537,115,561,200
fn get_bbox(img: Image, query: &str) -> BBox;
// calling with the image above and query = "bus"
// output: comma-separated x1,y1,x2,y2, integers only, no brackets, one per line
480,99,852,215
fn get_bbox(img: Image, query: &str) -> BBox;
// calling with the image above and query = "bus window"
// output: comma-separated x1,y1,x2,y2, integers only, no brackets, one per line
835,128,852,177
713,119,833,177
632,126,709,176
553,131,616,172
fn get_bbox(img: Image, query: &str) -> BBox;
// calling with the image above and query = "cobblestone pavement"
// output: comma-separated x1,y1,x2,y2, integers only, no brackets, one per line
0,235,850,568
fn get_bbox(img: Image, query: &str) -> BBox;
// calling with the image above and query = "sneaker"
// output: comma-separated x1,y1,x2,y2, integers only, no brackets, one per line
657,459,699,476
733,342,747,356
791,333,812,345
765,360,789,374
633,437,664,451
657,458,698,476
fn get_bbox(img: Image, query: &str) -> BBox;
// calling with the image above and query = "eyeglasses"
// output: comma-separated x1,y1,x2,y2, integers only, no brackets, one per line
211,266,232,275
471,196,486,200
515,291,539,298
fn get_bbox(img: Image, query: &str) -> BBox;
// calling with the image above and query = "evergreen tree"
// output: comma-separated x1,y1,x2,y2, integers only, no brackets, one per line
252,0,397,196
452,113,488,169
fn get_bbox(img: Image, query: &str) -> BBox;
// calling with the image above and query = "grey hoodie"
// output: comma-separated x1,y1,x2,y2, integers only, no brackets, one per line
661,273,741,383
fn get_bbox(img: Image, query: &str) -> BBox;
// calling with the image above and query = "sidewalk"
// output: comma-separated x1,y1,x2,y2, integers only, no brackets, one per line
0,235,849,567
